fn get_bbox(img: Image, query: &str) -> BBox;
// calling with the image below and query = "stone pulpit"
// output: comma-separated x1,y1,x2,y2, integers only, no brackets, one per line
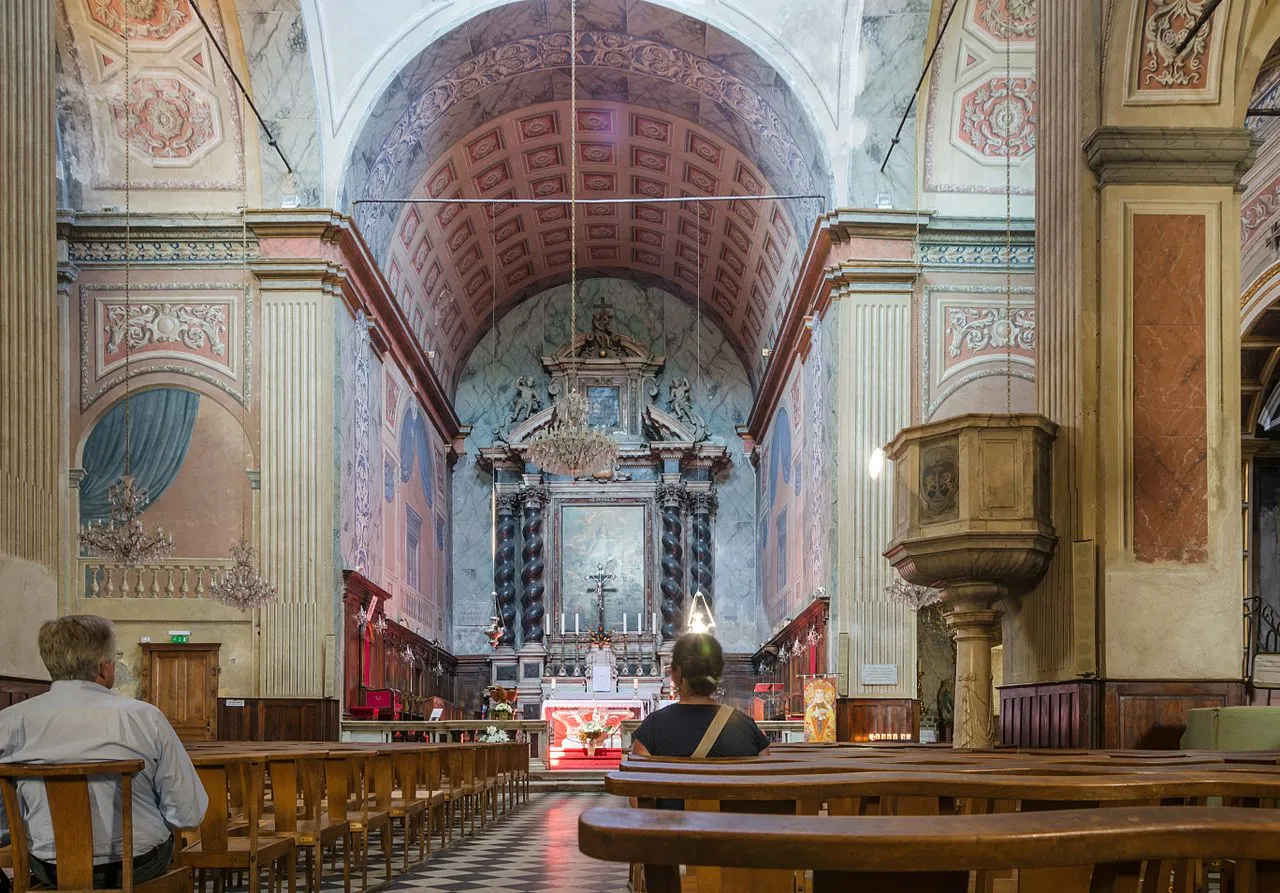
884,414,1057,750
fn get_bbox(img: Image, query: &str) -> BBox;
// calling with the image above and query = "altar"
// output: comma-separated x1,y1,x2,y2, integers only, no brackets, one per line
475,303,730,770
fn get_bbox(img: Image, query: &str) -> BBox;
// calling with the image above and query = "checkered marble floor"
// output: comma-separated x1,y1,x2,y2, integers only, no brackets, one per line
343,793,631,893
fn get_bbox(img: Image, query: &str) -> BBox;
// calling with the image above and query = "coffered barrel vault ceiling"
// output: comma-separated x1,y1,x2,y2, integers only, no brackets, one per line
340,0,832,391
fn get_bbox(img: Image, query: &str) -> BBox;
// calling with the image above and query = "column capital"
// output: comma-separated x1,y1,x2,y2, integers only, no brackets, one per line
1084,126,1256,188
655,482,686,508
517,483,551,509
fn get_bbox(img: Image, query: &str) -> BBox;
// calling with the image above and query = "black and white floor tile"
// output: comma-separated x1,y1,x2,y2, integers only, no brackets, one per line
323,793,631,893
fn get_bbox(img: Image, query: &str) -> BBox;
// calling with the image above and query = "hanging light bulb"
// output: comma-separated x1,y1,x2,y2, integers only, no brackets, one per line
868,447,886,480
686,589,716,635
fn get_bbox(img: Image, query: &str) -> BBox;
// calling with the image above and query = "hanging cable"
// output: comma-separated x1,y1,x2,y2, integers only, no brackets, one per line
187,0,293,175
569,0,579,391
123,5,133,478
1004,0,1013,416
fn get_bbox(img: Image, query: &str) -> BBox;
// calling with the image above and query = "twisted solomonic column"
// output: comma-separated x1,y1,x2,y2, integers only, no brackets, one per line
495,492,520,647
519,484,551,644
656,482,686,641
687,489,717,619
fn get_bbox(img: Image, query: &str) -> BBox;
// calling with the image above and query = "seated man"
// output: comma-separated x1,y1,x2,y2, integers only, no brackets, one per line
0,615,208,888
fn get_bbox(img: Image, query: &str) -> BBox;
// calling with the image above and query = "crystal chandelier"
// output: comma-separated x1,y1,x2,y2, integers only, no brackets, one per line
79,475,174,565
522,0,620,480
77,11,173,568
208,539,278,611
526,391,619,476
884,570,943,610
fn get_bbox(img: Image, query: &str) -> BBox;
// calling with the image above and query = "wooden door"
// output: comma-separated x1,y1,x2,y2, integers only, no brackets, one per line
140,643,220,741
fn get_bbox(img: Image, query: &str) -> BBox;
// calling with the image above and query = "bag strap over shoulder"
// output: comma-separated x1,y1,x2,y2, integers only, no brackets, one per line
690,705,734,759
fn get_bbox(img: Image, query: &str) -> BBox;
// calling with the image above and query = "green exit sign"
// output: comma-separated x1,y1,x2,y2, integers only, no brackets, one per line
168,629,191,644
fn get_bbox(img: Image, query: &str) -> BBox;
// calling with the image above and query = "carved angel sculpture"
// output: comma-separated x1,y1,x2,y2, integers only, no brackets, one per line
507,376,543,427
667,377,708,442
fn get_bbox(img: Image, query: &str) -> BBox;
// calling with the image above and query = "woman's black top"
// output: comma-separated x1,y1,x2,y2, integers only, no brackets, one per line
632,703,770,757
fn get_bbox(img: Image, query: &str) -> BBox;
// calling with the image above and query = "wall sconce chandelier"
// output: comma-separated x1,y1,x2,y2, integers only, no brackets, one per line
79,475,174,566
884,570,943,610
208,539,277,611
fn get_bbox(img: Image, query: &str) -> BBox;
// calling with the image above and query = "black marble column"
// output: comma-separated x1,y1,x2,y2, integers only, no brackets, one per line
495,492,519,647
657,482,686,641
688,489,717,619
519,484,550,644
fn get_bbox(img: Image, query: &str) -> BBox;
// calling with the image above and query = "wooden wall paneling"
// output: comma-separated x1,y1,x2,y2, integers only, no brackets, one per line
216,697,339,741
0,676,49,711
1102,680,1246,750
999,680,1100,748
835,698,920,742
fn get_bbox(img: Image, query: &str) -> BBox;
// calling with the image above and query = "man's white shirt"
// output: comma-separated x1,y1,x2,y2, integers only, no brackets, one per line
0,680,208,863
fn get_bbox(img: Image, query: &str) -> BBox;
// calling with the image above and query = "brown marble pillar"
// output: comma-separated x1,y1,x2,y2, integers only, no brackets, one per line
0,0,60,674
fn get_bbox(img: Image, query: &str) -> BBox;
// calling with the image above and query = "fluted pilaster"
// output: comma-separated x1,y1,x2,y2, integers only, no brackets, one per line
835,290,915,698
0,0,59,675
657,482,685,640
687,488,716,618
519,484,550,644
495,491,519,647
254,266,337,697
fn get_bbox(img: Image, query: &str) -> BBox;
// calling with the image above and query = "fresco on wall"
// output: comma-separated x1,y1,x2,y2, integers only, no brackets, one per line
452,278,761,653
339,312,451,644
559,504,647,631
757,314,835,630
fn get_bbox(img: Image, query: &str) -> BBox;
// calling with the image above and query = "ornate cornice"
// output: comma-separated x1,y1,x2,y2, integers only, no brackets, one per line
59,211,256,265
1084,126,1257,187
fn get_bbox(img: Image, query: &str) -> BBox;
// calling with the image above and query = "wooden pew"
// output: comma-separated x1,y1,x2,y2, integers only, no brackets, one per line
579,805,1280,893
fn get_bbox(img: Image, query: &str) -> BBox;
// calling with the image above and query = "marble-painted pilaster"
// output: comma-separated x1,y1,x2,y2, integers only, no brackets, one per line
0,0,59,676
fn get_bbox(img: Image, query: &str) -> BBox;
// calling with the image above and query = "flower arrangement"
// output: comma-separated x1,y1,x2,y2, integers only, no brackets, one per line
578,718,610,741
478,726,510,743
490,701,515,719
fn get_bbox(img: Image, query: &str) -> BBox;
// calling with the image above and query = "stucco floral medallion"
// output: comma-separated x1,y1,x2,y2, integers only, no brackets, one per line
973,0,1037,41
88,0,193,42
113,75,220,164
957,76,1037,159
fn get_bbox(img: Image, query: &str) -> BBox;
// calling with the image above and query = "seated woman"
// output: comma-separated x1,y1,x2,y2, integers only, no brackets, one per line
631,632,771,759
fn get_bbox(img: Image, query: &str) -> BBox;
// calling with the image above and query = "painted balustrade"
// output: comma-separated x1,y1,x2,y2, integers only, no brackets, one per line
81,558,233,599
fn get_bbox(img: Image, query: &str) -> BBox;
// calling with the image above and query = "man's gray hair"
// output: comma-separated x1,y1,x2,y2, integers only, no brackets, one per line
38,615,116,682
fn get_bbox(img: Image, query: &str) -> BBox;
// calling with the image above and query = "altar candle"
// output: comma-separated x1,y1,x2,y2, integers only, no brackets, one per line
652,612,658,635
623,614,628,634
560,613,566,635
633,677,638,693
551,677,556,693
575,614,580,634
637,612,642,633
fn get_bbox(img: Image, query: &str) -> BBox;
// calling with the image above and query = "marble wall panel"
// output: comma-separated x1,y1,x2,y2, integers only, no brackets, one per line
849,2,930,208
451,277,760,652
239,0,324,206
1130,213,1208,564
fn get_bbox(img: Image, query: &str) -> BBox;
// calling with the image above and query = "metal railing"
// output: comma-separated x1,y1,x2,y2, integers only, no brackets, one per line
1245,595,1280,677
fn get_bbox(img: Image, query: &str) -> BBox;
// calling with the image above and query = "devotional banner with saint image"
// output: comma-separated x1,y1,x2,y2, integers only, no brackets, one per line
802,674,838,744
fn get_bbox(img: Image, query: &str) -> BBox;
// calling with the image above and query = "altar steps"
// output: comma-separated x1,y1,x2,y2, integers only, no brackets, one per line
529,769,609,793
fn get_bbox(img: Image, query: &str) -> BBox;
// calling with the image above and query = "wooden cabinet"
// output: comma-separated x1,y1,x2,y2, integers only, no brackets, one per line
139,643,220,741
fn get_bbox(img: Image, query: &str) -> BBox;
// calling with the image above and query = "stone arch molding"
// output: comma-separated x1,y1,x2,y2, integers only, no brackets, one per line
306,0,838,206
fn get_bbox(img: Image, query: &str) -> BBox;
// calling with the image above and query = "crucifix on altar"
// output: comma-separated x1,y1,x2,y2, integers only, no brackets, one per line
586,563,616,632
